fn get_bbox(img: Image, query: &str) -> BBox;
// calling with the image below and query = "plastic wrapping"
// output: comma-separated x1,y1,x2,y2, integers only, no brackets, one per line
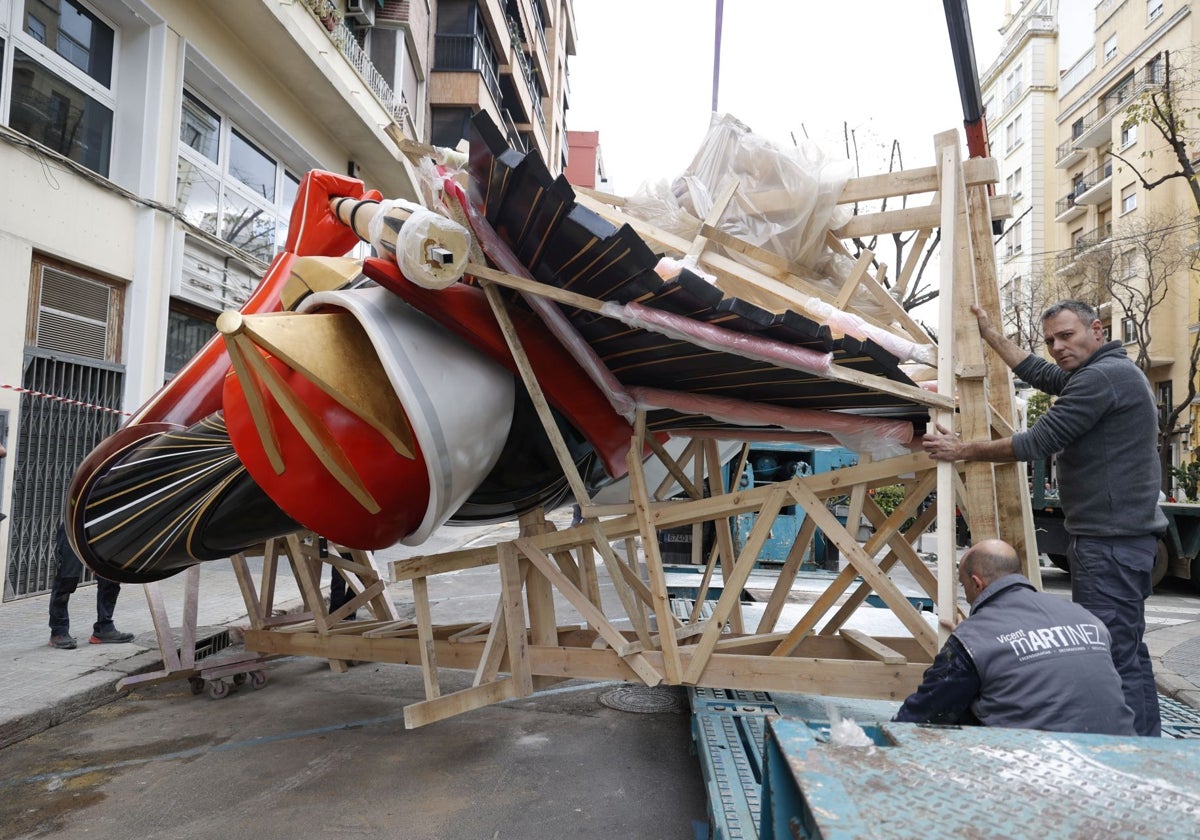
364,199,471,290
626,385,913,461
803,296,937,366
624,113,853,273
601,301,834,377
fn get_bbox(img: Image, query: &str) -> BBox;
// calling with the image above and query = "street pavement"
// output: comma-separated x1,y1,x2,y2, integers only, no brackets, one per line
3,514,1200,752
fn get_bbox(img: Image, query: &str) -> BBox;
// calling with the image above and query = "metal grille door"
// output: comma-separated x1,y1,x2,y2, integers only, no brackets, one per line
4,350,124,599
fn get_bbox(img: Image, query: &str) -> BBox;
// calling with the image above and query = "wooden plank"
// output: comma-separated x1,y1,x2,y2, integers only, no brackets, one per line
836,156,999,204
587,519,653,649
515,538,663,685
180,565,200,670
497,541,534,697
834,248,875,311
833,194,1011,239
681,487,788,684
935,130,965,646
412,576,440,700
481,281,593,507
754,515,817,634
628,411,684,684
839,628,907,664
687,176,740,261
142,582,183,673
404,678,519,729
787,480,939,656
894,228,932,301
230,553,265,631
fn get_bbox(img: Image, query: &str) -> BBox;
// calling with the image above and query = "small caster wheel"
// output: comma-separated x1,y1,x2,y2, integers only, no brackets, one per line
250,670,268,690
232,673,248,686
208,679,230,700
188,677,205,696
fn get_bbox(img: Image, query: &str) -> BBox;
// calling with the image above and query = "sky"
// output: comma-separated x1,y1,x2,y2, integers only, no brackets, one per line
568,1,1091,196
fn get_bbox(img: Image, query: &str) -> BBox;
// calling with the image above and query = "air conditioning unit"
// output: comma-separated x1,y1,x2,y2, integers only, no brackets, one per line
346,0,376,25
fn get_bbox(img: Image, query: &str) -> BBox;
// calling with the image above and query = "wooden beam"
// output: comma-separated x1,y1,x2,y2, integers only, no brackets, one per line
839,628,907,664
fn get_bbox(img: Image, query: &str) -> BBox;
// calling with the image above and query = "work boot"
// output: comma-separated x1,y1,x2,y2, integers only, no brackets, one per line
90,628,134,644
49,634,77,650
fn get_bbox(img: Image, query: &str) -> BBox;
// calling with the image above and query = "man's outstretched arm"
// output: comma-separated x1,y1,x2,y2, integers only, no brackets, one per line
972,303,1032,371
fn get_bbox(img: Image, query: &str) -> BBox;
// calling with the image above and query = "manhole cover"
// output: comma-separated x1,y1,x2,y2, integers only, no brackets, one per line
598,685,687,714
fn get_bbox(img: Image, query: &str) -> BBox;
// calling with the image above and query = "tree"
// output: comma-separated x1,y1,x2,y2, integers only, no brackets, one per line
1110,48,1200,216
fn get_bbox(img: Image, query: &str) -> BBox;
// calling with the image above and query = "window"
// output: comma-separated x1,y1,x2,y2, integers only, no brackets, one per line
164,303,216,381
1006,167,1023,199
1121,183,1137,214
1104,35,1117,63
5,0,116,176
1122,317,1136,343
1006,219,1023,257
1120,122,1137,149
175,89,302,264
1006,114,1023,152
1148,0,1163,21
1157,381,1173,424
1120,249,1137,279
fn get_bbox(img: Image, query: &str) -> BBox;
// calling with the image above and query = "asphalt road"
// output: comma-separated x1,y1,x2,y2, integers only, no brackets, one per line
0,659,708,840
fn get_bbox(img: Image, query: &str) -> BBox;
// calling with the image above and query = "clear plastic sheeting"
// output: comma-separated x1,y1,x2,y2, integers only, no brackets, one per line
624,113,853,273
367,199,471,290
602,301,835,377
626,385,913,461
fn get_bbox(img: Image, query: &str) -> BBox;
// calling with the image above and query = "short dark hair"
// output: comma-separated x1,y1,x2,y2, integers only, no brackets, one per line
1042,300,1099,325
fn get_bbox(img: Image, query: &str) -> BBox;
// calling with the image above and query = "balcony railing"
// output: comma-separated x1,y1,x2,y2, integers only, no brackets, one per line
435,32,503,109
1055,194,1081,218
1002,84,1024,112
1074,159,1113,195
1074,220,1113,253
302,0,411,127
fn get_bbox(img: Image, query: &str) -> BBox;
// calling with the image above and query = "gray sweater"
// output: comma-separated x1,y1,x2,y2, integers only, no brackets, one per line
1012,341,1167,538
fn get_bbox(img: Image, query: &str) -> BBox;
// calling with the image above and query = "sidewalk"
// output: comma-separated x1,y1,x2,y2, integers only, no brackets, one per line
4,520,1200,749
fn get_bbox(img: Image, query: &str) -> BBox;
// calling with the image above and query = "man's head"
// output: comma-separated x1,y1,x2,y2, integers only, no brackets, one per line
958,539,1022,605
1041,300,1105,372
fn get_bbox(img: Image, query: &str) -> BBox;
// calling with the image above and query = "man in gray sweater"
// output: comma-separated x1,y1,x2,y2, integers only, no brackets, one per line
923,300,1167,736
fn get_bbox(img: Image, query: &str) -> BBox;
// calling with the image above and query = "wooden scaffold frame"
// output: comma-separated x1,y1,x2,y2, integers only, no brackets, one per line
238,127,1037,728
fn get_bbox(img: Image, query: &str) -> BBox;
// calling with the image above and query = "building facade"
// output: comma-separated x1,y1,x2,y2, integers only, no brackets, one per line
0,0,575,599
981,0,1062,355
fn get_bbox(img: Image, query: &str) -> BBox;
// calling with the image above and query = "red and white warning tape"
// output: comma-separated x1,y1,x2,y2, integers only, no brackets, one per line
0,383,132,416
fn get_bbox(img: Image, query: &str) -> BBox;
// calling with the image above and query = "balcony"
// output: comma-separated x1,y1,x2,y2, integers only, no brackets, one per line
1055,193,1087,223
1056,221,1113,272
204,0,420,201
1074,160,1113,206
1074,101,1115,148
1002,84,1024,113
1055,136,1087,168
1073,67,1165,150
434,32,504,111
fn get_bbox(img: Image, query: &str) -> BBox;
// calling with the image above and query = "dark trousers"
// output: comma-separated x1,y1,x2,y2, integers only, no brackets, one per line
1068,534,1161,737
49,522,122,637
48,574,121,636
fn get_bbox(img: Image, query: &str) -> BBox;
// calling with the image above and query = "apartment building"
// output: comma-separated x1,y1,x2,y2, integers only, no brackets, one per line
0,0,576,599
1051,0,1198,474
980,0,1063,354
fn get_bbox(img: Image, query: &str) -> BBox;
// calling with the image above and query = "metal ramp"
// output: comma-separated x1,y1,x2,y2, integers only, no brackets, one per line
692,688,1200,840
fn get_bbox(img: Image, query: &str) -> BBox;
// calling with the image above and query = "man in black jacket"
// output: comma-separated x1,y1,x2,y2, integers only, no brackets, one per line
894,539,1134,736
